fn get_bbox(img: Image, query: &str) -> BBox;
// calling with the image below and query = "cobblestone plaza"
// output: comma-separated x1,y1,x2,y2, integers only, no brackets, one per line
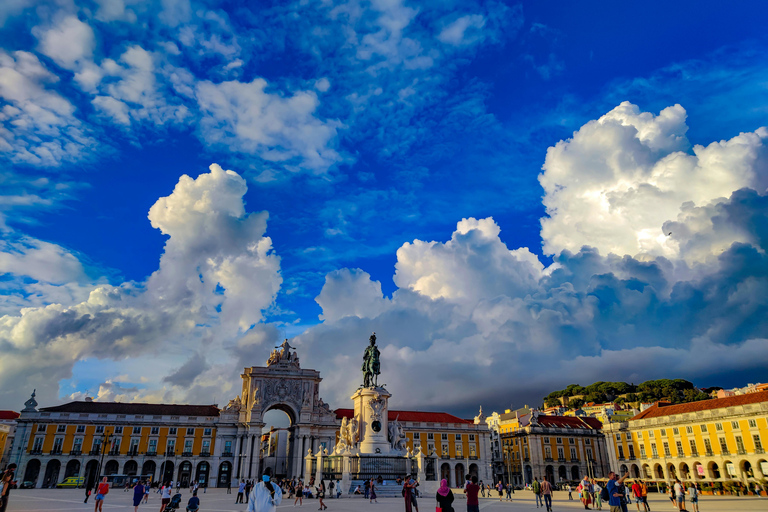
5,488,768,511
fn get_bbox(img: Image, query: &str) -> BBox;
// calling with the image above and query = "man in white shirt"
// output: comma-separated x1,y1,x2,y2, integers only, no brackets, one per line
674,479,686,511
247,470,282,512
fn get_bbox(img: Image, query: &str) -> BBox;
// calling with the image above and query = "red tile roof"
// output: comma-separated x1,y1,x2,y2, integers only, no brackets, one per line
40,402,220,417
535,415,603,430
630,390,768,421
0,411,20,420
335,409,473,424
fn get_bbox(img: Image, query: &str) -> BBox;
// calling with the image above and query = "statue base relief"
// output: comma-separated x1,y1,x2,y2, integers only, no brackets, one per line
352,386,392,455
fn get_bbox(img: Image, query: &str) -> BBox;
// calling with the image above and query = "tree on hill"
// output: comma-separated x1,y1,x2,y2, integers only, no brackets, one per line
543,378,709,408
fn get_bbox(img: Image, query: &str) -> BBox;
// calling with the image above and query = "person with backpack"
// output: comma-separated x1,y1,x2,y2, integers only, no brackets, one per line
688,483,699,512
248,469,282,512
605,471,629,512
532,477,543,508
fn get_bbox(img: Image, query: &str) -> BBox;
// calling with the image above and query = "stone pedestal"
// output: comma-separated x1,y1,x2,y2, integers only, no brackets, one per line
352,387,391,455
340,455,351,495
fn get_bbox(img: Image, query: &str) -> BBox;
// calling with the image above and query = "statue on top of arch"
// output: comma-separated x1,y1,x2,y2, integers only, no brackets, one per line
267,339,301,368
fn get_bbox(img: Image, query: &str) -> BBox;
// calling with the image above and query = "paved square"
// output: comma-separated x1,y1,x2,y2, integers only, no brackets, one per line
4,488,767,512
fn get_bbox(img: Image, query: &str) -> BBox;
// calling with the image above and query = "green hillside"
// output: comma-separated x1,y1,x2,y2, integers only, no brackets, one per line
543,379,710,409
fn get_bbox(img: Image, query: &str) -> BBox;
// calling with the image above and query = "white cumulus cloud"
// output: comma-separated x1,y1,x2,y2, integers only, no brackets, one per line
539,101,768,264
0,164,282,408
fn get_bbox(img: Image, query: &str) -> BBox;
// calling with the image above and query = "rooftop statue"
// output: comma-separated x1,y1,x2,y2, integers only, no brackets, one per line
361,332,381,388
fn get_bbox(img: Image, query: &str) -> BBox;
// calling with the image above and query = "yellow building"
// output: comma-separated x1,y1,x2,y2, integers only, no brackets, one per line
603,390,768,489
498,409,610,486
0,424,10,466
10,395,239,489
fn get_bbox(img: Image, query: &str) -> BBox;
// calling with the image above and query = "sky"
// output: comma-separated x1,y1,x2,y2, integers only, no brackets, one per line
0,0,767,419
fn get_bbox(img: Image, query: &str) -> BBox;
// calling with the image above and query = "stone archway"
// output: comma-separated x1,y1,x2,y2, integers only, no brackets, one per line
178,461,192,487
454,463,464,488
64,460,81,479
217,461,232,488
160,461,175,484
545,465,554,483
104,460,119,476
142,461,156,482
43,459,60,488
441,463,451,486
237,342,347,479
24,459,41,485
631,464,640,478
84,460,99,489
196,461,210,486
124,460,138,476
571,466,580,481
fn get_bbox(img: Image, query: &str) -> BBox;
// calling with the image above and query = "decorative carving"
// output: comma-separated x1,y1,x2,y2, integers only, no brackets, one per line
349,416,359,445
267,339,301,368
334,415,361,454
369,392,385,422
388,417,407,452
262,378,303,411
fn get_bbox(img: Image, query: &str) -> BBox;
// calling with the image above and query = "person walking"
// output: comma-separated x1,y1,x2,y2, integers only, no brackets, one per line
364,479,370,499
143,482,150,504
329,480,334,499
368,478,377,504
505,482,512,501
407,474,420,512
688,484,699,512
568,484,573,500
580,475,594,510
294,480,304,507
0,464,17,512
236,480,246,503
630,480,644,511
639,481,649,512
133,480,145,512
592,479,603,510
541,476,553,512
318,480,329,509
436,479,454,512
533,477,543,508
336,479,342,499
464,475,480,512
160,482,173,512
247,470,282,512
94,476,110,512
245,480,252,503
674,479,686,512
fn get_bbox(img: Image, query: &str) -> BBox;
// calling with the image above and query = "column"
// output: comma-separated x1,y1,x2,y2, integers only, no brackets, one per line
235,435,243,479
247,434,256,478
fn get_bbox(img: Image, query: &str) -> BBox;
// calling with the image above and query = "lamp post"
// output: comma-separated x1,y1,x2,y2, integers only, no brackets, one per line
96,432,112,482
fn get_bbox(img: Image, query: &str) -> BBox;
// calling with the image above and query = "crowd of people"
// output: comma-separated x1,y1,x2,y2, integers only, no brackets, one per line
2,461,764,512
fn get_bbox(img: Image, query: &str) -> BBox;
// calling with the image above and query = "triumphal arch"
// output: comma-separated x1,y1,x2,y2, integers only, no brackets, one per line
232,340,339,479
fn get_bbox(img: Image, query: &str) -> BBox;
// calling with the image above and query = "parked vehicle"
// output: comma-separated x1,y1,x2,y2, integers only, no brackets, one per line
57,476,85,488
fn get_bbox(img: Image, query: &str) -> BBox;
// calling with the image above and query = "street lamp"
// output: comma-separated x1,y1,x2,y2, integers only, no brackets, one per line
96,432,112,482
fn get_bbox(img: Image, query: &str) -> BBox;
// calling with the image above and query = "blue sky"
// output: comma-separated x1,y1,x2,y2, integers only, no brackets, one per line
1,0,767,416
